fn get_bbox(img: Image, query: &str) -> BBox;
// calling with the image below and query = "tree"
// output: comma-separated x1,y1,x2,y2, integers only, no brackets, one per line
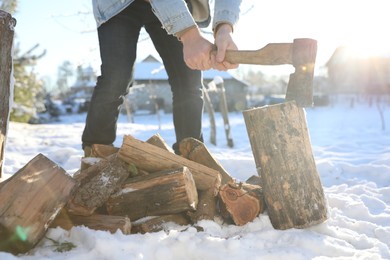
55,61,74,99
0,0,17,13
2,0,47,123
11,44,46,123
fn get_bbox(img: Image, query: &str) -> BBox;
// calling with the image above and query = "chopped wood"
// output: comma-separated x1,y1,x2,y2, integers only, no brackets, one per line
218,182,264,226
187,187,218,223
50,209,131,234
246,175,262,186
67,155,130,216
146,133,174,153
0,154,76,254
243,101,327,229
179,137,233,185
0,10,16,178
132,214,190,234
118,134,221,191
106,167,198,221
90,144,119,158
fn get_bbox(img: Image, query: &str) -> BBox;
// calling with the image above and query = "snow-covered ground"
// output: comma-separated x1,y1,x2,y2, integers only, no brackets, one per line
1,99,389,259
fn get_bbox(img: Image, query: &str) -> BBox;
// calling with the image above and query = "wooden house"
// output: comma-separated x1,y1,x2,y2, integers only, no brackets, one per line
131,55,249,113
326,46,390,94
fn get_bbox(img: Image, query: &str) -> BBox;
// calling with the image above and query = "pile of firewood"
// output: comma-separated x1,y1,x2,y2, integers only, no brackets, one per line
64,134,265,233
0,134,264,254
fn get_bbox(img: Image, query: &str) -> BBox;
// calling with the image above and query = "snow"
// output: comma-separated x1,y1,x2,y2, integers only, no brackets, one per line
1,99,390,259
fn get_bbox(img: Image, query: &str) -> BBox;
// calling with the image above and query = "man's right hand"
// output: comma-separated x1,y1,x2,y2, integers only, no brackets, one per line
179,27,214,71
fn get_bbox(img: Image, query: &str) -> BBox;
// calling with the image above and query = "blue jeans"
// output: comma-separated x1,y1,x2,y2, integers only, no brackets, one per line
82,0,204,153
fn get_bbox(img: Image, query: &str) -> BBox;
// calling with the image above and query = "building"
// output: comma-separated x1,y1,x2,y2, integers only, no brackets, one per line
326,46,390,94
131,55,249,113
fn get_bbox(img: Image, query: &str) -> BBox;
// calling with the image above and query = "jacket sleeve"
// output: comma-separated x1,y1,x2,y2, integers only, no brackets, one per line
213,0,242,31
150,0,197,36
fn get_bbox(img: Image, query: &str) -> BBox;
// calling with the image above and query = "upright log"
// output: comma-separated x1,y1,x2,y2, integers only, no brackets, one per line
0,11,16,179
243,101,327,229
0,154,76,254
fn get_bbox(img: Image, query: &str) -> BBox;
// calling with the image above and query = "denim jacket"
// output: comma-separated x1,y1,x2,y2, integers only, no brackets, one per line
92,0,241,36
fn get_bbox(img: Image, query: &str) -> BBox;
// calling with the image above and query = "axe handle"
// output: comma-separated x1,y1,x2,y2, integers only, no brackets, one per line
216,43,293,65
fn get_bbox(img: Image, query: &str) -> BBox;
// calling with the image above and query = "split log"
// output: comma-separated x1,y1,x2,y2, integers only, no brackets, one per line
50,209,131,234
80,144,119,171
243,101,327,229
106,167,198,221
187,187,217,223
246,175,262,186
0,154,76,254
118,135,221,191
132,214,190,234
0,11,16,178
179,137,233,185
218,182,264,226
89,144,119,158
146,133,174,153
67,155,130,216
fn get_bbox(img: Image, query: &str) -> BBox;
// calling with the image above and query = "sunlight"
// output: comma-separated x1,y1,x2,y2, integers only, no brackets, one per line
346,41,390,58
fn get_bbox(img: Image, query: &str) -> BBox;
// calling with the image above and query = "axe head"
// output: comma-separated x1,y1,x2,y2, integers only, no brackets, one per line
285,38,317,107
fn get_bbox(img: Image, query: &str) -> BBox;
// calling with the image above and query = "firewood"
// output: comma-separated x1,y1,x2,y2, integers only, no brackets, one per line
90,144,119,158
187,187,218,223
106,167,198,221
246,175,262,186
146,133,174,153
218,182,264,226
80,144,119,171
50,209,131,234
132,214,190,234
0,154,76,254
179,137,234,185
67,155,130,216
243,101,327,229
118,134,221,191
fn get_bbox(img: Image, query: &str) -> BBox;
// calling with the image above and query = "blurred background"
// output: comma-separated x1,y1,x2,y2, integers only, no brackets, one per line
2,0,390,124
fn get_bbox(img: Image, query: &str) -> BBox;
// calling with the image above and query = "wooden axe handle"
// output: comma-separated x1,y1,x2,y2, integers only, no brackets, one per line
214,43,293,65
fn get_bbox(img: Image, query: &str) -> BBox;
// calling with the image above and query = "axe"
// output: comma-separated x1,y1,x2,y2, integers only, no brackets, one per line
217,38,317,107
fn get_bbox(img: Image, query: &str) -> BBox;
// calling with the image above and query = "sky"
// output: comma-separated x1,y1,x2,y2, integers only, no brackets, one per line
12,0,390,83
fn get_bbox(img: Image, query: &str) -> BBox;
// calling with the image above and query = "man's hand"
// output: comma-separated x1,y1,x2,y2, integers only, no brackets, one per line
211,23,239,71
179,27,214,71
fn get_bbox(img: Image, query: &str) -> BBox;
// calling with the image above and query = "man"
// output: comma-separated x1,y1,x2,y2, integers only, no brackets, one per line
82,0,241,155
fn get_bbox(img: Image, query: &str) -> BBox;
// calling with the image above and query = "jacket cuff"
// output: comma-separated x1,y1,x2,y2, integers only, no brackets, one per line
150,1,197,35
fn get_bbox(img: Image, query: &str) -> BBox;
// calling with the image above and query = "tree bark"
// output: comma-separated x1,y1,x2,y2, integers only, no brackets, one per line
0,154,76,254
0,11,16,179
106,167,198,221
118,135,221,191
67,155,130,216
243,101,327,229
